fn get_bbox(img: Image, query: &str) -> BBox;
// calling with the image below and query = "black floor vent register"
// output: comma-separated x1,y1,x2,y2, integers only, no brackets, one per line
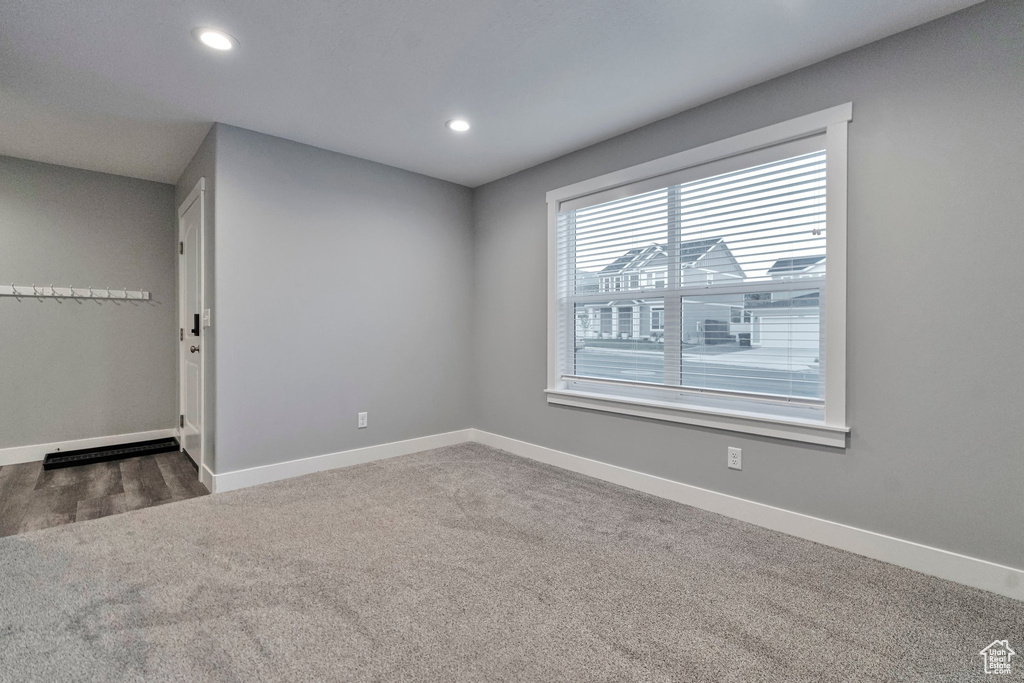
43,437,181,470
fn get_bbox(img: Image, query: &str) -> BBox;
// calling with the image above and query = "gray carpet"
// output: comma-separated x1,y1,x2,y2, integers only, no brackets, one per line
0,443,1020,682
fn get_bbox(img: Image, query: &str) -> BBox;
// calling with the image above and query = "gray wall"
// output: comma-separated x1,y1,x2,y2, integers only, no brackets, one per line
174,126,218,471
0,156,176,448
471,0,1024,569
213,125,474,473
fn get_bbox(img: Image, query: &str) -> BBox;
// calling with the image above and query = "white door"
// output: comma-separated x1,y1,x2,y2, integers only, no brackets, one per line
178,180,204,475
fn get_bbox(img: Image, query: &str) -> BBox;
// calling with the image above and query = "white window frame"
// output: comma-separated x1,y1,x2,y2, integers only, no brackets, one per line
651,307,665,332
545,104,852,448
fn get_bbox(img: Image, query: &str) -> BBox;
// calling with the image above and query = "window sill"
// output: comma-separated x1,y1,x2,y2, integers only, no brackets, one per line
545,388,849,448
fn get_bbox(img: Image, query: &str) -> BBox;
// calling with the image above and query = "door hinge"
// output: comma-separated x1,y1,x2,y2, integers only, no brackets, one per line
179,241,184,255
180,328,184,341
179,415,184,428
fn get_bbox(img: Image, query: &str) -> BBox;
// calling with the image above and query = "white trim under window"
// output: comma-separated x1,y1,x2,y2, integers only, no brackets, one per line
546,104,851,447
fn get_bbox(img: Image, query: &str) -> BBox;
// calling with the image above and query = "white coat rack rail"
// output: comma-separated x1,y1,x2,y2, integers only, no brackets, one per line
0,284,150,301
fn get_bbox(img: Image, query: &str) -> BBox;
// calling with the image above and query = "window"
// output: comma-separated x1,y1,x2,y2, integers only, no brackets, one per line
651,307,664,331
547,105,851,446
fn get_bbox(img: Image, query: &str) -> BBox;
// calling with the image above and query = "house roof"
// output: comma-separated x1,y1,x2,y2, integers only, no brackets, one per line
600,238,722,274
767,256,826,274
745,290,819,309
679,237,724,264
600,247,652,274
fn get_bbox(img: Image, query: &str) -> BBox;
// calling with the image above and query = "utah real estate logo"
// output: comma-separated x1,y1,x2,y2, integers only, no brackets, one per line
980,640,1015,675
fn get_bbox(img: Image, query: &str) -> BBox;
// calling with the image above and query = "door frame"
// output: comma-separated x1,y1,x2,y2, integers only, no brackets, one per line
177,177,206,482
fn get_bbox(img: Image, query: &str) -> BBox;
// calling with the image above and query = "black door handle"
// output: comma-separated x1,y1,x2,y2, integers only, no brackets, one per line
192,313,200,337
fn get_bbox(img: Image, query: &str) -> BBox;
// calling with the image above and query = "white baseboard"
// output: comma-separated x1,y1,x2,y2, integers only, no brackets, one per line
141,425,1023,601
209,429,475,493
200,463,215,492
0,428,178,467
470,429,1024,602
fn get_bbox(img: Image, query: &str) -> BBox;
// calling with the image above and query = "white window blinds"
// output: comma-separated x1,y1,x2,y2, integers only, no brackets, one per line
556,136,828,413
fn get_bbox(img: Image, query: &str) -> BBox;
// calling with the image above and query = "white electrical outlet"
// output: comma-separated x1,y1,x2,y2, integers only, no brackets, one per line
727,447,742,470
358,412,368,429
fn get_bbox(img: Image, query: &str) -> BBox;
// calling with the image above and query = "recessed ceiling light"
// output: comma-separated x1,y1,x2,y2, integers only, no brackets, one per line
445,119,471,133
192,27,237,51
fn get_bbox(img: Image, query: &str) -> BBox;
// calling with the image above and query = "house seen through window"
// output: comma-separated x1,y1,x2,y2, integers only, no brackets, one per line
558,141,830,415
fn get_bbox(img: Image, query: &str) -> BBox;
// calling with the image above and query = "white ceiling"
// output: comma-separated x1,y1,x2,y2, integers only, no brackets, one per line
0,0,980,187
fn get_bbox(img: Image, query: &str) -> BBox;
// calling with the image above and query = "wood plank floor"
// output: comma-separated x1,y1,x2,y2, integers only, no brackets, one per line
0,451,209,537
